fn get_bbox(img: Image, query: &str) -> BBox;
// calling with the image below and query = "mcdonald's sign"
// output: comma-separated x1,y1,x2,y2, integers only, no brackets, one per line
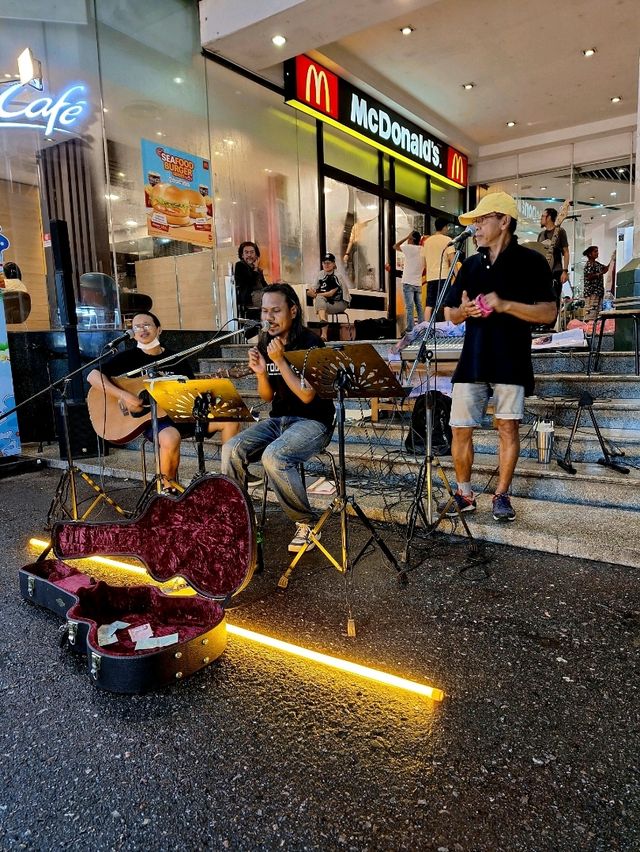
447,148,467,187
284,56,467,188
294,55,339,120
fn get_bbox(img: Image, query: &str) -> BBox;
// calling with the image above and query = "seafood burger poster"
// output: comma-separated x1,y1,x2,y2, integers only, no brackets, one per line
141,140,213,247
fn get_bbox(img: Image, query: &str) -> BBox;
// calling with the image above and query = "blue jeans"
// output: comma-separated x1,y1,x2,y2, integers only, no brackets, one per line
221,417,332,523
402,283,424,331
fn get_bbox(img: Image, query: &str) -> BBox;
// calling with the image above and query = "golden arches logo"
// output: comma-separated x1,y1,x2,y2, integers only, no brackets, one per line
449,151,466,185
305,65,331,113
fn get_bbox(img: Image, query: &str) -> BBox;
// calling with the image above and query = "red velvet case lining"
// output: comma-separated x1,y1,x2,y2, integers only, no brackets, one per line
53,476,255,598
27,559,95,593
67,581,224,657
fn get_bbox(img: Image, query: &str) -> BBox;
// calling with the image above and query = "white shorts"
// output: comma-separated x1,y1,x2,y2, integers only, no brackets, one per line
450,382,525,427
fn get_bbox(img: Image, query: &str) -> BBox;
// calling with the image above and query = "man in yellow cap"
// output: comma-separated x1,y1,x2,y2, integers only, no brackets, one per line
440,191,557,522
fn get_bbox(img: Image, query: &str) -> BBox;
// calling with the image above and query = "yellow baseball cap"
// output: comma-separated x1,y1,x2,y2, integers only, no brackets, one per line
459,191,519,225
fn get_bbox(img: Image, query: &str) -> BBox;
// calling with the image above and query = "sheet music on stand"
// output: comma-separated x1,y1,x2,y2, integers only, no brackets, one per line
287,343,407,401
144,377,254,423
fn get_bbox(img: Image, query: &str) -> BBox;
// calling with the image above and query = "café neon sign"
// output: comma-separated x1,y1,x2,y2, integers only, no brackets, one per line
0,81,89,136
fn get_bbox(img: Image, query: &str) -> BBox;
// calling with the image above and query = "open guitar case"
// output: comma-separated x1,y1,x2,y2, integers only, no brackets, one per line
19,475,256,694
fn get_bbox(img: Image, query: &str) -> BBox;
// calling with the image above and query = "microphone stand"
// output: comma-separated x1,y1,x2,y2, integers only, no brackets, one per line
401,244,478,567
0,341,135,551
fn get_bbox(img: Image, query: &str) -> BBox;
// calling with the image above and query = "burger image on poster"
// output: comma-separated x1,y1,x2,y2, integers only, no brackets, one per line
149,183,191,226
183,188,208,219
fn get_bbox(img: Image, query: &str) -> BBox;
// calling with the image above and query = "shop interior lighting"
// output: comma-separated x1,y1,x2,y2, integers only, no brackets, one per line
400,26,415,35
610,96,622,103
125,219,138,227
540,185,547,190
582,47,597,57
610,192,617,196
462,82,475,90
17,47,43,90
506,121,516,127
617,168,626,173
27,538,444,702
173,76,184,84
272,35,287,47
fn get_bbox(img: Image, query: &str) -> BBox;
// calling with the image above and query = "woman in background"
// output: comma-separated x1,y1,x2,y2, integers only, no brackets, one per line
583,246,614,321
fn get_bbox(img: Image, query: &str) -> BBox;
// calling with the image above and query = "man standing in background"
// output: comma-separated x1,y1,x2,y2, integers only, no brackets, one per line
423,217,461,321
537,207,570,306
393,230,424,332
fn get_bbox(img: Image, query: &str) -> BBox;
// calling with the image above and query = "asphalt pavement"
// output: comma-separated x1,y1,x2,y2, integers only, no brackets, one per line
0,469,638,851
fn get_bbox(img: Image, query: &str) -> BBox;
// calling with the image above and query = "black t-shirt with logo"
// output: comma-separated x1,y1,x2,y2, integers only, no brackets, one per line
444,238,555,396
259,327,335,427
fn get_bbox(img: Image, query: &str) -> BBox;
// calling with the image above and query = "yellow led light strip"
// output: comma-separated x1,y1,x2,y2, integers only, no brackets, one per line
288,99,465,190
30,538,149,577
28,538,443,701
226,623,443,701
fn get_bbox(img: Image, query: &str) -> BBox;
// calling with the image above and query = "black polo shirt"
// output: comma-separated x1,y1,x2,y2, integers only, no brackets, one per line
444,237,555,395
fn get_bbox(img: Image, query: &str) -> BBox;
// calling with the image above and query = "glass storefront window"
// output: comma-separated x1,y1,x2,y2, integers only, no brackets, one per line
323,125,379,185
395,162,426,205
205,61,314,319
324,177,380,291
431,177,463,216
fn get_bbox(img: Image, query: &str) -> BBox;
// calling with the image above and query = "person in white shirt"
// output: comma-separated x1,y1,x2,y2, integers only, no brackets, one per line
393,230,425,332
422,218,461,321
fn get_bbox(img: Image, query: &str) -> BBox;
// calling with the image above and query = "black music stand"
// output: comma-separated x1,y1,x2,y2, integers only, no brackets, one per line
146,377,254,479
283,344,408,635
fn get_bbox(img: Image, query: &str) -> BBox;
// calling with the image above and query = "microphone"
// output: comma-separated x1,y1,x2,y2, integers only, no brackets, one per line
447,225,477,247
105,329,135,349
235,317,271,333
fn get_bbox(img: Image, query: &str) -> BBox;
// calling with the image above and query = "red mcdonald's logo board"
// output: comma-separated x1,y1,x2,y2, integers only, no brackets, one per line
447,148,467,187
295,55,339,119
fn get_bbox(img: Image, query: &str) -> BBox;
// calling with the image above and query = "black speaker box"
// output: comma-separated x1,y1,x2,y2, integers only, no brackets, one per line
354,317,396,340
55,401,108,460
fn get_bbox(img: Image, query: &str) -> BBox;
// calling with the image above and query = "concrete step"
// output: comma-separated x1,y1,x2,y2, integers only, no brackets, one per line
30,445,640,569
531,350,636,375
533,374,640,399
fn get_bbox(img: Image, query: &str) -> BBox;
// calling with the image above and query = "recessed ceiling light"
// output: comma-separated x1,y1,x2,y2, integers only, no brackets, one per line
540,186,547,190
156,131,165,137
462,82,475,90
173,76,184,84
117,171,125,178
400,26,414,35
4,73,13,79
125,219,138,227
617,167,626,173
582,47,596,57
264,168,272,173
272,35,286,46
105,193,120,201
610,191,617,196
223,138,234,145
506,121,516,127
601,213,607,217
102,107,109,113
610,96,622,103
589,196,596,200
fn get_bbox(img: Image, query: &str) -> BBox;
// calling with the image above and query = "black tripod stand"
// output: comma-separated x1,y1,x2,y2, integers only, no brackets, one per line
281,344,408,636
47,376,130,527
557,390,629,475
0,343,131,531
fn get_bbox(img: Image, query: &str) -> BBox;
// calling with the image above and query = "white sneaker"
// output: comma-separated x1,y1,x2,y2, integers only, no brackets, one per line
288,523,320,553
